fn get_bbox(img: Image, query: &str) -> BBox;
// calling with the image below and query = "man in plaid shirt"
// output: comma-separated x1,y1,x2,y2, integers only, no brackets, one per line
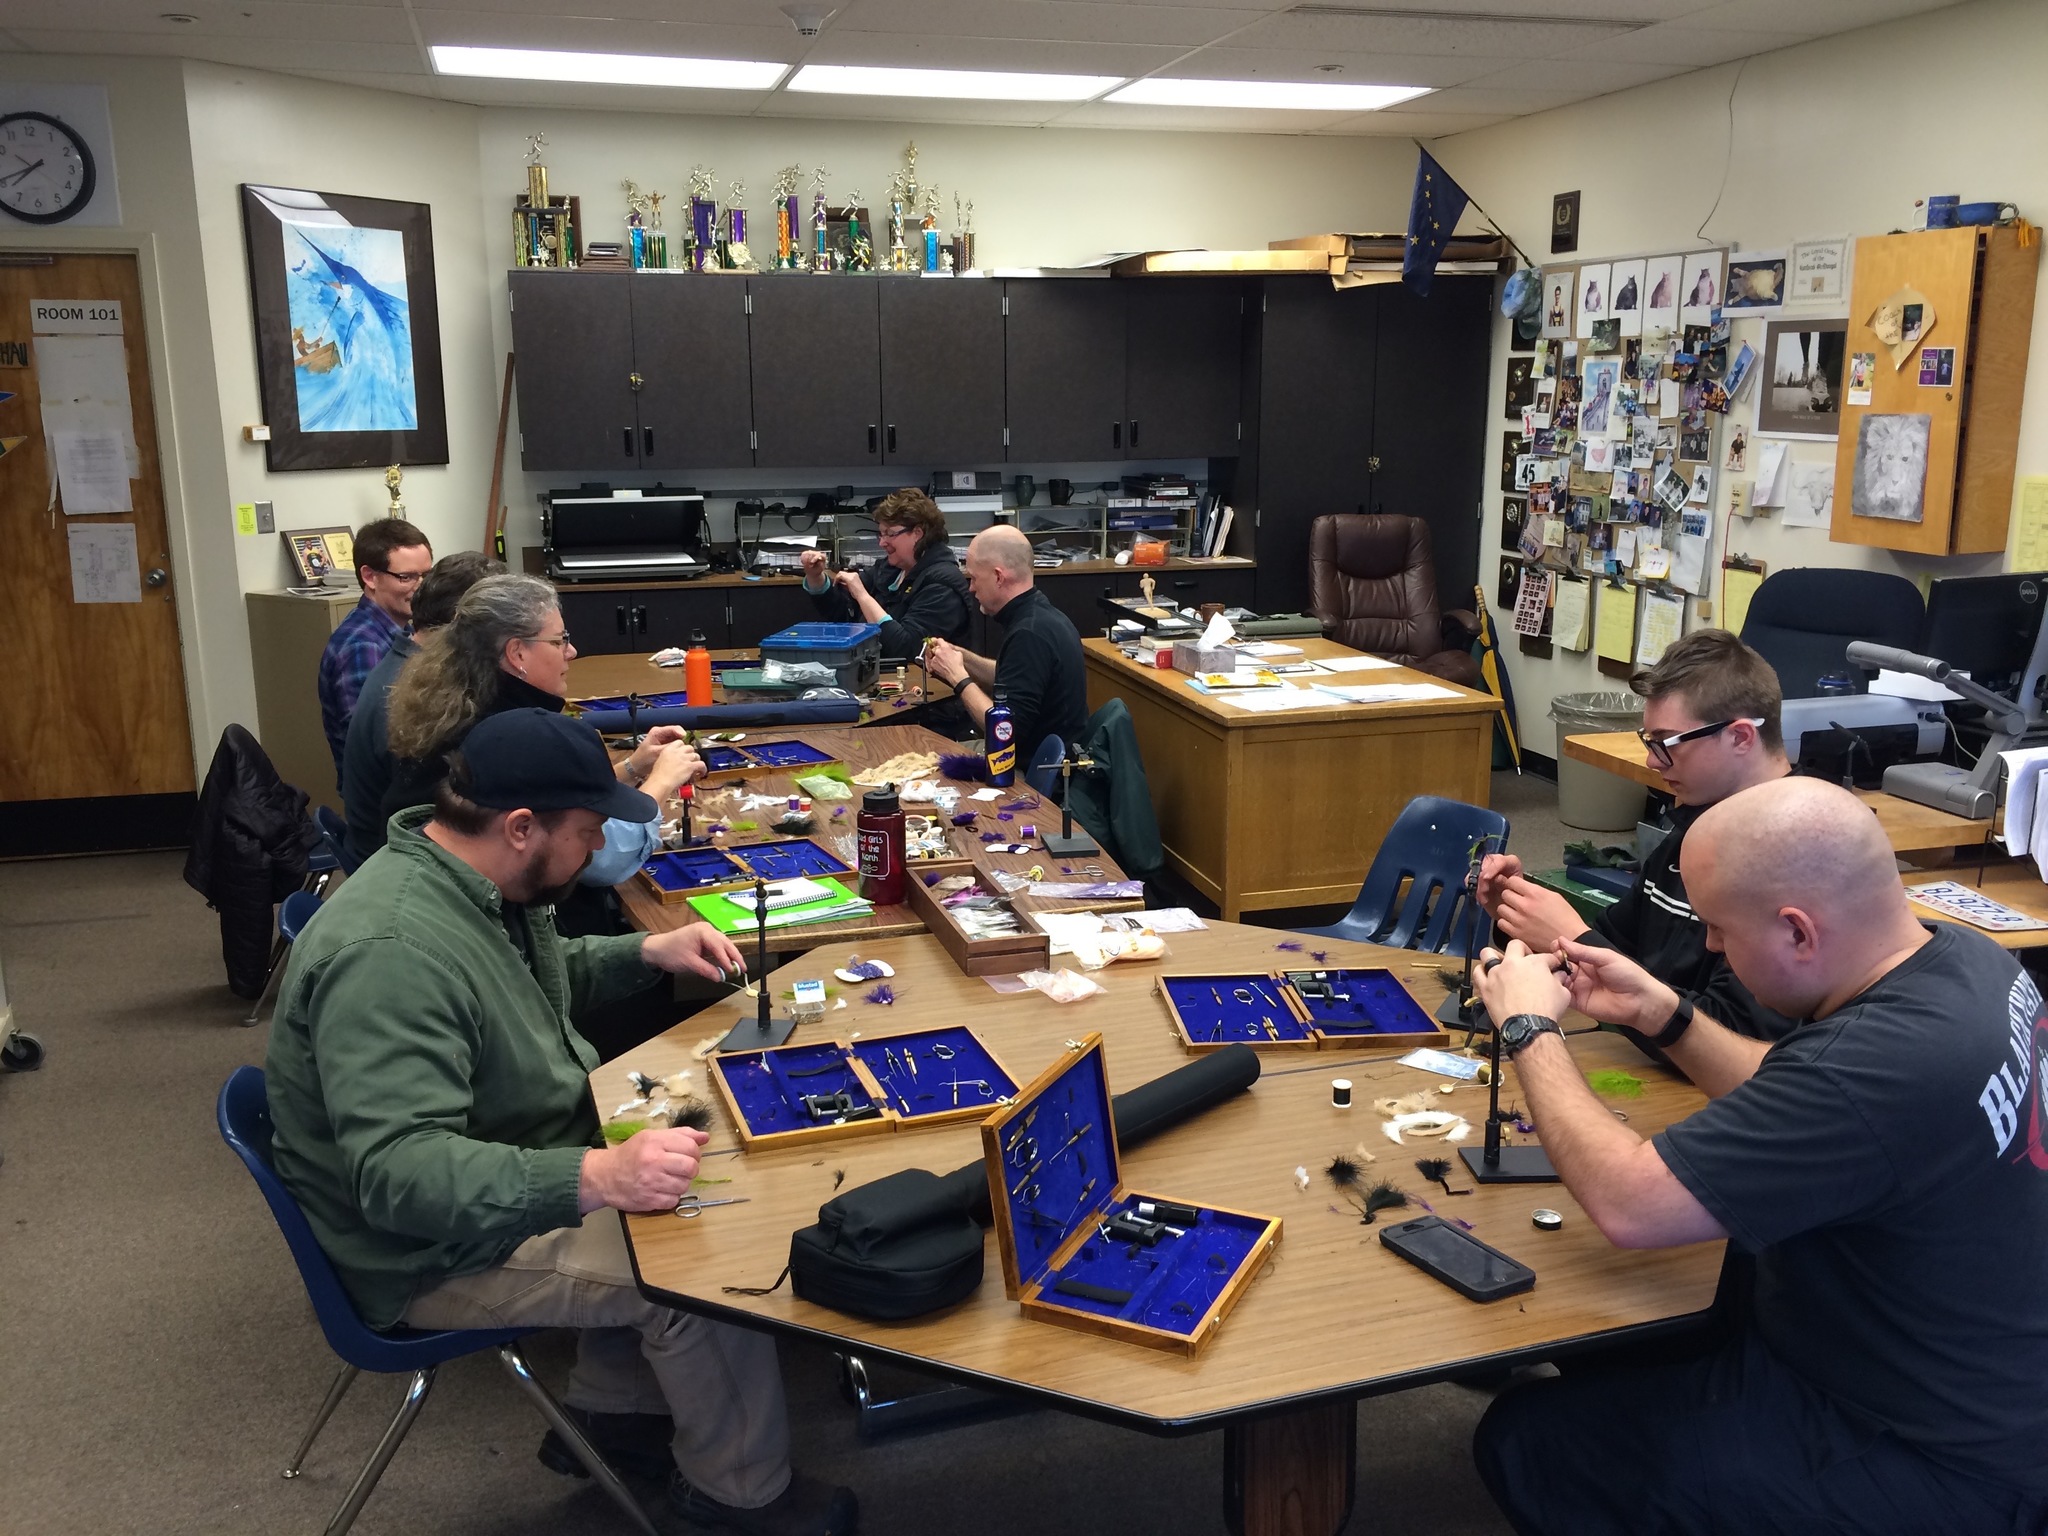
319,518,432,782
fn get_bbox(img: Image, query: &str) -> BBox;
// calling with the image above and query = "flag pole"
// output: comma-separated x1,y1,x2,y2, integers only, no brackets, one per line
1413,140,1535,270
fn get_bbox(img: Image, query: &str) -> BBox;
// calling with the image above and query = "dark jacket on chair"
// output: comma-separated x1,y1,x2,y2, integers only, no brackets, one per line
1066,698,1164,881
1307,514,1481,687
184,724,321,999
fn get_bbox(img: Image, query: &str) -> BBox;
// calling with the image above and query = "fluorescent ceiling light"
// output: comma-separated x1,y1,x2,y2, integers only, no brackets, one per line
1108,77,1431,110
786,64,1122,101
430,45,788,90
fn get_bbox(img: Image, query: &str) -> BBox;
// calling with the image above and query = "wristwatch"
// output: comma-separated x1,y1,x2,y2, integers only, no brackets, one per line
1646,995,1695,1049
1497,1012,1564,1057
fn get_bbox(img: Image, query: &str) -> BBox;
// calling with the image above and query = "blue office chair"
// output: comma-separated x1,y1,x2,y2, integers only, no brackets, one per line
216,1067,656,1536
1293,795,1508,956
303,807,344,900
313,804,350,877
243,890,324,1029
1024,735,1065,798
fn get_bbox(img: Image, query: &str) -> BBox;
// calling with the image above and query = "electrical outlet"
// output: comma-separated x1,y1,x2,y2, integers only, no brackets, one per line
254,500,275,534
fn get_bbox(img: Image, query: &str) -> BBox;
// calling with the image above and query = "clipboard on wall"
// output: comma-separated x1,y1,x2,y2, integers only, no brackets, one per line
1721,556,1765,640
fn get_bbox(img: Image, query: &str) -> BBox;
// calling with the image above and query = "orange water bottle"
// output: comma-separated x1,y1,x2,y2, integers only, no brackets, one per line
685,629,713,707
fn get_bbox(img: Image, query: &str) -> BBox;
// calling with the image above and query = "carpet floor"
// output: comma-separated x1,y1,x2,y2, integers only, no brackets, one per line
0,779,1563,1535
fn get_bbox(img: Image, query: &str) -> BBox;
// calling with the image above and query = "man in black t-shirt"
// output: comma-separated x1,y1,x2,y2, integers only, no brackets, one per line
925,525,1088,767
1469,776,2048,1536
1478,629,1796,1045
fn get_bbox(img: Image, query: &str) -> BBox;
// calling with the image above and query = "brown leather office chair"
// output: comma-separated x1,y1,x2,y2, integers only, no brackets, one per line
1307,514,1482,687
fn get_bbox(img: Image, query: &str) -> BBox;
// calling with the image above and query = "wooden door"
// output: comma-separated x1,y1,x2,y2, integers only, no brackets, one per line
0,251,193,803
1124,279,1244,459
509,270,639,470
630,278,755,470
1372,277,1492,615
878,280,1005,464
1003,280,1126,461
748,278,882,469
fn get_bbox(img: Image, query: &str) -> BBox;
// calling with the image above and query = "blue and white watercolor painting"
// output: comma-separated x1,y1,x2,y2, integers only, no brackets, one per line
281,220,417,432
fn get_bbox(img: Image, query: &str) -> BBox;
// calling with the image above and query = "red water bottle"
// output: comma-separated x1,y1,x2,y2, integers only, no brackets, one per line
856,783,907,906
685,629,713,707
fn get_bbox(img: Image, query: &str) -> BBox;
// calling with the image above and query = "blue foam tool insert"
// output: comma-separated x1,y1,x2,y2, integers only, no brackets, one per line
1289,969,1438,1037
642,847,746,892
743,740,837,769
719,1040,878,1133
849,1028,1016,1120
995,1043,1256,1339
727,839,852,881
701,745,754,774
1160,974,1314,1044
577,691,694,713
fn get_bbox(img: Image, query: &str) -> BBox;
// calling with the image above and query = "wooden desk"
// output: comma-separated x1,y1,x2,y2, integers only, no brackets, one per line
1561,731,1994,857
1084,639,1501,920
565,649,940,712
607,923,1720,1536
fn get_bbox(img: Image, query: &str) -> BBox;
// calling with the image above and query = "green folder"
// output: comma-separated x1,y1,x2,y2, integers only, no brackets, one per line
686,876,872,934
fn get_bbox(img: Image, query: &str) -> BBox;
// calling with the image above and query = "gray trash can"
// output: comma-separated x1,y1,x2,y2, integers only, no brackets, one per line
1550,691,1649,831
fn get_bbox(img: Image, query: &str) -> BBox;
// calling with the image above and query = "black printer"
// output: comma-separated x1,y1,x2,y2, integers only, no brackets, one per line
542,486,706,582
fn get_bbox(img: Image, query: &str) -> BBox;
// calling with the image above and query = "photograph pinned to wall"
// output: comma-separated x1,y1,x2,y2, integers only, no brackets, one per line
1655,465,1692,514
1679,251,1723,328
1517,511,1547,562
240,184,448,472
1533,338,1555,378
1850,413,1931,523
1757,318,1847,437
1724,424,1749,474
1504,355,1536,417
1688,465,1713,504
1521,404,1551,435
1722,250,1788,312
1790,237,1850,302
1846,352,1876,406
1681,380,1706,430
1869,287,1934,368
1783,461,1835,529
1608,258,1646,337
1680,429,1712,462
1644,254,1682,332
1580,358,1619,436
1723,340,1759,401
1698,379,1731,415
1541,271,1573,338
1918,347,1955,387
1587,318,1621,353
1576,263,1610,339
1584,437,1617,474
1631,414,1658,469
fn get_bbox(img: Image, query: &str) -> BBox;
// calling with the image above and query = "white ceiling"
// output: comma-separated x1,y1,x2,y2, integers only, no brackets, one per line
0,0,1968,135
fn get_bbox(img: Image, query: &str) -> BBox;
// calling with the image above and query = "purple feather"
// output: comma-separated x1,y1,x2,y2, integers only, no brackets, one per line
863,984,896,1005
950,812,979,827
1275,941,1304,953
1003,795,1042,813
1310,950,1329,963
923,872,943,886
996,811,1013,822
846,960,889,980
832,807,846,819
891,697,909,709
1060,866,1073,875
979,831,1005,843
938,752,987,782
1453,1217,1477,1231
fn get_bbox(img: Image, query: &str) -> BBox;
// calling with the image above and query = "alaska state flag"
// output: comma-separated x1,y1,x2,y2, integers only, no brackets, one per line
1403,149,1470,296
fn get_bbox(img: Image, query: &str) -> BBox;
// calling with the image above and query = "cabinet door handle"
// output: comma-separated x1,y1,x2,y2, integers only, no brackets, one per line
887,424,897,454
1111,420,1122,450
622,428,634,457
644,427,654,456
633,605,649,636
615,605,628,635
1129,418,1139,448
1172,580,1196,591
867,424,878,454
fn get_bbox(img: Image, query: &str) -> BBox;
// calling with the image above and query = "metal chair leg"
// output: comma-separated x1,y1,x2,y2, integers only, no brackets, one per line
244,934,290,1027
283,1361,360,1478
321,1366,435,1536
498,1343,658,1536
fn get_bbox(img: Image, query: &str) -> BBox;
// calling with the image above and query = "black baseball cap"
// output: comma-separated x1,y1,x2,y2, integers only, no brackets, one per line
456,708,656,821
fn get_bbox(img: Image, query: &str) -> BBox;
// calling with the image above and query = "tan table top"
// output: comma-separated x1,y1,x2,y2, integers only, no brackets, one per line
566,649,939,710
1083,637,1501,732
1561,731,1993,856
607,921,1722,1430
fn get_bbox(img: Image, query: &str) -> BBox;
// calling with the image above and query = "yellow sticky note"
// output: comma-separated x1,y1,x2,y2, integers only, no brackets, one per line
1595,582,1636,665
2012,476,2048,572
234,501,258,535
1723,564,1763,637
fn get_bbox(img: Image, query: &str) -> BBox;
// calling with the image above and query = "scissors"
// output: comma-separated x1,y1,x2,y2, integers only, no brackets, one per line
675,1194,753,1218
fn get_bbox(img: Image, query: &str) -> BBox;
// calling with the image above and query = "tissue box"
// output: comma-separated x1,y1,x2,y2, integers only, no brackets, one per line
1171,640,1238,673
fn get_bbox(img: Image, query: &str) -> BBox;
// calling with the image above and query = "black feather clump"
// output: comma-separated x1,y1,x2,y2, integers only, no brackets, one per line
1326,1155,1409,1224
1359,1181,1410,1224
1415,1156,1467,1196
1325,1154,1365,1189
938,751,988,782
667,1095,716,1132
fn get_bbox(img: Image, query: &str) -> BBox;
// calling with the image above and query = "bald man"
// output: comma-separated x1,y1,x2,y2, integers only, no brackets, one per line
1466,777,2048,1536
925,526,1088,764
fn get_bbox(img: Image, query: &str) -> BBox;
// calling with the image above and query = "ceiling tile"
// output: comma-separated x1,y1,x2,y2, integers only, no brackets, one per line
830,0,1267,49
796,33,1175,75
1056,98,1378,133
1224,9,1662,58
1389,82,1602,116
1128,47,1502,89
758,93,1075,127
1667,0,1963,33
399,71,784,110
0,0,412,34
1455,57,1689,92
1556,21,1811,65
415,0,783,22
1325,107,1519,135
7,30,428,71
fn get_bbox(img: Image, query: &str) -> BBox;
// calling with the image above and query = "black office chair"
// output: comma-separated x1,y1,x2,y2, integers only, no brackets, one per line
1738,568,1924,698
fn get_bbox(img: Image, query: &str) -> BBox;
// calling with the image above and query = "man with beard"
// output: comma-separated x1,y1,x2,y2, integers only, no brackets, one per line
265,708,858,1534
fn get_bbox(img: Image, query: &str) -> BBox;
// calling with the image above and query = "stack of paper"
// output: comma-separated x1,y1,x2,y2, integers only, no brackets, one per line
687,877,871,933
1313,682,1463,705
1313,654,1400,673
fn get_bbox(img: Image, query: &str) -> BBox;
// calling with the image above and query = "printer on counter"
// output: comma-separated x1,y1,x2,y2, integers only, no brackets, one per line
543,486,705,582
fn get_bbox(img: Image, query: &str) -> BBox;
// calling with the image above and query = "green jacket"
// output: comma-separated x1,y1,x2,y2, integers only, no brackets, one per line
264,807,660,1328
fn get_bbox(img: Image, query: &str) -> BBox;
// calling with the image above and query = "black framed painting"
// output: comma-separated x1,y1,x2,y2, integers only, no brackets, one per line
241,183,448,472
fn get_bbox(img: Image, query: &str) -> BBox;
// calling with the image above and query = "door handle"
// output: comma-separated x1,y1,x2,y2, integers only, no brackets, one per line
867,424,878,454
1129,419,1139,449
622,428,634,457
616,605,628,635
644,426,654,456
633,605,649,636
886,424,897,454
144,567,168,588
1111,420,1121,450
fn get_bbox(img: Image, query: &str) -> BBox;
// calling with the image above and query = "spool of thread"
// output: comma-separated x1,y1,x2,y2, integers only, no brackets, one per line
1020,824,1038,840
1331,1078,1353,1109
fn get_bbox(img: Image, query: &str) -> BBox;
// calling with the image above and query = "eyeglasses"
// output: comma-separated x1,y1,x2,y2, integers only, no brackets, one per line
1636,717,1764,768
876,526,914,540
526,632,574,650
370,567,427,586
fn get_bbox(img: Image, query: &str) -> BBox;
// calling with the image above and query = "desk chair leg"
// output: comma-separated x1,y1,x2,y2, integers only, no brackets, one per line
283,1361,360,1478
244,935,291,1028
321,1366,435,1536
498,1343,659,1536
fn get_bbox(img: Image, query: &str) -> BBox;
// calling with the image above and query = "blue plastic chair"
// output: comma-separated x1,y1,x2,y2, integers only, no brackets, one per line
1024,735,1065,798
243,890,325,1029
216,1067,656,1536
1293,795,1509,956
312,804,350,880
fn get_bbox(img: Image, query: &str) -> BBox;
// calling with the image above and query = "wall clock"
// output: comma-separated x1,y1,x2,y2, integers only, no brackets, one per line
0,111,97,225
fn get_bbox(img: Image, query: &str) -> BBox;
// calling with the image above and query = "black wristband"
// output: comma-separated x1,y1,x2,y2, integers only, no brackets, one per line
1647,995,1695,1049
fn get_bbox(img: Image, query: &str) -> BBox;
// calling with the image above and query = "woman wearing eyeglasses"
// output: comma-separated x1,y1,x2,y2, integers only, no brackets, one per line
799,487,973,658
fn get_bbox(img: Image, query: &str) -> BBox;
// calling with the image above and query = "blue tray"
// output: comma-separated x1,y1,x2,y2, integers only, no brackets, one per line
980,1034,1281,1355
1156,969,1446,1054
637,837,852,903
709,1026,1020,1150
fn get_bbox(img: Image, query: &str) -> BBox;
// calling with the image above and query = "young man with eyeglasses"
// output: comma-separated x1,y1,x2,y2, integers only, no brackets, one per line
799,488,972,659
318,516,433,781
1477,628,1796,1046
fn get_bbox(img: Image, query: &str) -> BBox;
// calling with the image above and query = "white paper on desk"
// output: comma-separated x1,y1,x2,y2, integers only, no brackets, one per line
1874,669,1962,702
50,429,132,513
1997,744,2048,869
1312,654,1400,673
969,787,1003,801
66,520,141,603
1226,686,1330,712
1236,641,1303,658
1314,682,1462,704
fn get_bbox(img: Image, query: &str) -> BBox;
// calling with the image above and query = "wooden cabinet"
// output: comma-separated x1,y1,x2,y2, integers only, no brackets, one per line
1124,280,1244,459
879,280,1006,464
630,279,755,470
556,578,813,654
1005,281,1127,461
749,279,882,468
246,589,362,810
510,270,640,471
1831,226,2039,556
